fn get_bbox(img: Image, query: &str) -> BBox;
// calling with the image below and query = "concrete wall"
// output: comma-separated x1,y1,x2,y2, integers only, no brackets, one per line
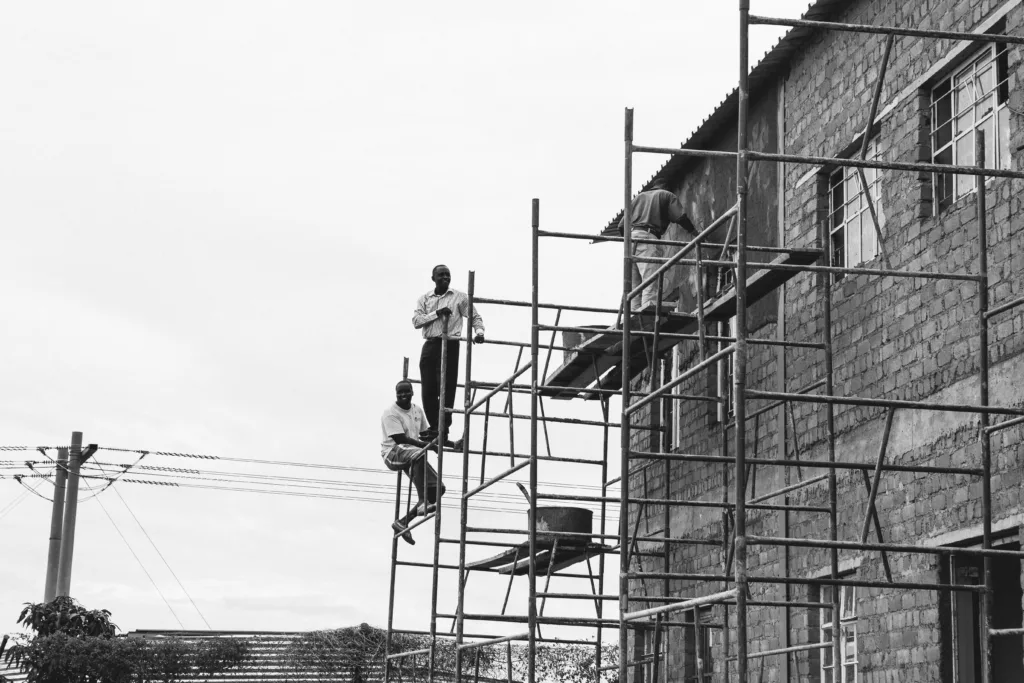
630,0,1024,680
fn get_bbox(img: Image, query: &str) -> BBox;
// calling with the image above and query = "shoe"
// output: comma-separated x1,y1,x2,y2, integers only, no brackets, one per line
452,437,465,450
392,521,415,545
413,500,438,516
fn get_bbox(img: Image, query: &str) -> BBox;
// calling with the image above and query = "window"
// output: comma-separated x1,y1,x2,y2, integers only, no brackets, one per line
684,606,715,683
828,140,883,276
947,539,1023,682
931,42,1011,212
717,317,735,422
820,583,857,683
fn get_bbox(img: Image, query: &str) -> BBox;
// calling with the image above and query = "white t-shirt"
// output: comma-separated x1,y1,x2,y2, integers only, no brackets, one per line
380,402,427,456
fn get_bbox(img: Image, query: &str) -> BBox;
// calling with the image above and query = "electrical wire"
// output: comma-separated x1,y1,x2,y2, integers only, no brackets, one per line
104,476,621,523
94,494,186,629
0,478,45,520
111,486,212,629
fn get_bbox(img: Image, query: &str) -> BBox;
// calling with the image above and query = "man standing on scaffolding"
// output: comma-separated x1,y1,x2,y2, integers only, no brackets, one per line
617,177,695,311
412,264,485,446
381,380,446,544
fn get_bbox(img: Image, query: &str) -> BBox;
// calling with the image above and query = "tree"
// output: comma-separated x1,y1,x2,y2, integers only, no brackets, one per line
2,598,249,683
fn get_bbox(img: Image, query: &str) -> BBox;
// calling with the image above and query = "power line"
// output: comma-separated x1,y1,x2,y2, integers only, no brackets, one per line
111,486,212,629
0,478,45,520
94,494,186,629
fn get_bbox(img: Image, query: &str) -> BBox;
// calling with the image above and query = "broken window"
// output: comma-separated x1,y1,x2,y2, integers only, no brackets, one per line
819,581,857,683
931,42,1011,212
828,140,883,278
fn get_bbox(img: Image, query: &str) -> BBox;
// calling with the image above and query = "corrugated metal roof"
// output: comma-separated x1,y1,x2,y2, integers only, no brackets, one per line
602,0,851,235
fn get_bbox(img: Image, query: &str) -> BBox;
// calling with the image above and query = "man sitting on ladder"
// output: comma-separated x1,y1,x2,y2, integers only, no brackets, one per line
381,379,446,545
617,177,695,312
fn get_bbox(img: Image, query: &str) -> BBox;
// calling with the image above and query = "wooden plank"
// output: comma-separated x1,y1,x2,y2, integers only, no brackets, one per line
541,312,695,400
542,248,822,398
465,543,529,571
702,248,819,322
500,544,612,576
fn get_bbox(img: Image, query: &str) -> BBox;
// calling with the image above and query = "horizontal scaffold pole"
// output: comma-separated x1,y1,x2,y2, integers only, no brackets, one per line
623,589,739,623
749,149,1024,179
727,641,830,663
625,345,734,417
464,460,530,500
444,613,621,627
475,297,621,314
747,535,1024,558
392,628,599,647
749,15,1024,44
466,361,534,413
387,647,432,661
456,632,529,651
627,570,987,593
985,295,1024,320
986,414,1024,434
746,389,1024,416
749,474,829,503
634,255,984,283
536,492,828,514
629,450,983,476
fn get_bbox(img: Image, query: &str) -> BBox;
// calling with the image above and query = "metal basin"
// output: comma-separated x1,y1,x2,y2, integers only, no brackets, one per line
528,506,592,546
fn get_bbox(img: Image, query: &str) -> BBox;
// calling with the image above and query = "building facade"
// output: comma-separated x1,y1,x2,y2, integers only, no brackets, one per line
623,0,1024,681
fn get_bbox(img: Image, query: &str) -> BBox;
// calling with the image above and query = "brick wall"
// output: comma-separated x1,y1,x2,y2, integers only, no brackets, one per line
627,0,1024,680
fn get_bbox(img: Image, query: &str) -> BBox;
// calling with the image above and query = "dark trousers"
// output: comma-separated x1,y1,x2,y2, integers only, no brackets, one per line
407,458,443,505
419,338,460,436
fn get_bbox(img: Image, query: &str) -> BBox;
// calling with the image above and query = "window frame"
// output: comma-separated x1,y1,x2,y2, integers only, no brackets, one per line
827,139,883,278
930,41,1011,212
820,582,858,683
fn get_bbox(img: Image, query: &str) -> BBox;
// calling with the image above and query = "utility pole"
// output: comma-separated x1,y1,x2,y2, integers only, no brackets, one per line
55,433,96,598
42,446,70,602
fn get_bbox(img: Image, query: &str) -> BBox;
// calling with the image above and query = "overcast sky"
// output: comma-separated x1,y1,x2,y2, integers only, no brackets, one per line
1,1,813,637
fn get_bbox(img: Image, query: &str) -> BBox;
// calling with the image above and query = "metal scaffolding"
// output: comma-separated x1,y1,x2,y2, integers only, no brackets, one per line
387,3,1024,682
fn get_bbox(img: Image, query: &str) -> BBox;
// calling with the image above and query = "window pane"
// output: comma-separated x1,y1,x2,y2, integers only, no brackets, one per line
956,133,975,197
848,214,862,267
831,227,845,271
954,77,974,121
955,107,974,138
842,586,856,618
845,664,856,682
934,82,953,150
976,60,995,98
831,176,844,228
999,106,1010,170
982,114,996,169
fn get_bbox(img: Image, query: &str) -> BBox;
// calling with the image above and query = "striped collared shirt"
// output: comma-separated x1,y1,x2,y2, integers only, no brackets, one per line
412,288,485,340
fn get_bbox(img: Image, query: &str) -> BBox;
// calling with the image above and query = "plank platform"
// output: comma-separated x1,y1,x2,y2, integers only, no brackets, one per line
540,311,695,400
466,541,612,576
542,248,821,399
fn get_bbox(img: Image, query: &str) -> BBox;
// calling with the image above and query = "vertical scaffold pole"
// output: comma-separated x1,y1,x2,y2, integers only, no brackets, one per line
619,106,634,683
529,198,541,683
386,360,409,683
455,271,477,683
385,356,405,683
976,132,993,683
734,2,751,678
429,329,449,683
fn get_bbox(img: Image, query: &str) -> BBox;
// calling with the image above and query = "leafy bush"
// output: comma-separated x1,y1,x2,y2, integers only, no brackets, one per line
3,598,249,683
